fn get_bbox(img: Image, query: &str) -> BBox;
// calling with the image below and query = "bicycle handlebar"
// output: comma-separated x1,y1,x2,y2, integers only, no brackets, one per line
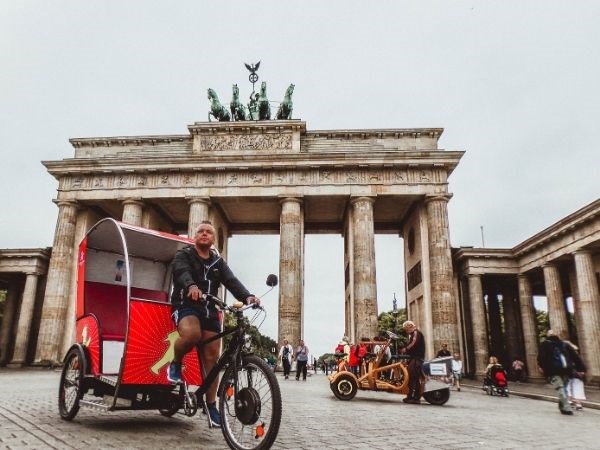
202,293,264,313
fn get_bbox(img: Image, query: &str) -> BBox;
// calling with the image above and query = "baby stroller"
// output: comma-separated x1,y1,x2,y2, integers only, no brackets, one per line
483,365,509,397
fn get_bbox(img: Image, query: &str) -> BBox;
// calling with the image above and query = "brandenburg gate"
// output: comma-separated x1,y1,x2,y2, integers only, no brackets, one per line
35,120,463,364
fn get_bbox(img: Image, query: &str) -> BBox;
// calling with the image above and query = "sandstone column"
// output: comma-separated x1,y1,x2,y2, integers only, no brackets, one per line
350,196,378,342
502,282,522,363
468,274,488,377
187,197,212,237
278,197,304,348
122,198,144,226
518,274,542,381
425,194,459,353
35,200,78,364
0,284,21,365
573,250,600,383
8,273,39,367
487,288,504,360
542,263,569,339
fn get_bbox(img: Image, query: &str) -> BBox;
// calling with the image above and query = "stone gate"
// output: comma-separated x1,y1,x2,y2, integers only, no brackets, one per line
34,120,463,364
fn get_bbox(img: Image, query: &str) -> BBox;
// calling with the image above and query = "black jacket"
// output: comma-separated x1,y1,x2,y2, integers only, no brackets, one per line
537,336,579,377
170,246,252,317
404,329,426,360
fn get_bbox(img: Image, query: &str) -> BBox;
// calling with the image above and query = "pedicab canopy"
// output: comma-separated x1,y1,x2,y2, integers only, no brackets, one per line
75,218,202,385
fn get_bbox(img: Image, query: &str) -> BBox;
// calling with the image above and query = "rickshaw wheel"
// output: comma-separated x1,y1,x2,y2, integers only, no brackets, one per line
423,388,450,406
58,347,85,420
331,373,358,401
219,355,282,450
159,404,179,417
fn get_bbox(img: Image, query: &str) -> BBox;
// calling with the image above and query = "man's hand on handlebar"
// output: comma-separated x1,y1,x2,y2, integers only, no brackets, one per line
246,295,260,307
187,284,202,301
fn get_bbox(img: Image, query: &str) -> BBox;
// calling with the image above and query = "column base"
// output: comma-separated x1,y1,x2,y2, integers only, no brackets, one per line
6,361,26,368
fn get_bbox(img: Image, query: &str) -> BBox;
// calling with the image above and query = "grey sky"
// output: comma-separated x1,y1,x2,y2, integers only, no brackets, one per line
1,1,599,358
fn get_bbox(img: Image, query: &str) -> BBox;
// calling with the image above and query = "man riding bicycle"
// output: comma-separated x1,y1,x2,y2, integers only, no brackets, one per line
169,220,259,426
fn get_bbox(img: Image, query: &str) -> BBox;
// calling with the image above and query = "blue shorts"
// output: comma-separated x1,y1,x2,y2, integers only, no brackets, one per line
171,306,222,333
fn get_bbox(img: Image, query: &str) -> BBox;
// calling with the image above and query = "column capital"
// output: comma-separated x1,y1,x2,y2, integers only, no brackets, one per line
572,249,592,257
424,193,453,204
467,273,482,279
53,199,78,209
349,195,376,205
186,196,211,206
541,262,557,269
517,273,530,280
122,198,144,206
278,195,303,205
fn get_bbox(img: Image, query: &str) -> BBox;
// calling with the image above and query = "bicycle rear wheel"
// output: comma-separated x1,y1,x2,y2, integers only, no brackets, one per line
219,355,282,450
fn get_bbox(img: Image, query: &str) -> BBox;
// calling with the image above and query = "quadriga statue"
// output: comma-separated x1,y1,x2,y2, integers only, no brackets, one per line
276,83,294,120
257,81,271,120
207,88,231,122
230,84,247,121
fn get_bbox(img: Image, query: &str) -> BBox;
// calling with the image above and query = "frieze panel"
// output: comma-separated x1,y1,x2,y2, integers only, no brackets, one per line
199,133,292,152
62,167,448,192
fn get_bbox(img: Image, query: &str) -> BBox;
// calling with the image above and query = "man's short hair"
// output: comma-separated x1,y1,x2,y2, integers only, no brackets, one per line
402,320,416,329
195,221,214,233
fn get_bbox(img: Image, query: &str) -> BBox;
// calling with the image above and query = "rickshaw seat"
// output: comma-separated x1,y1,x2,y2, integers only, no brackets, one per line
84,281,127,340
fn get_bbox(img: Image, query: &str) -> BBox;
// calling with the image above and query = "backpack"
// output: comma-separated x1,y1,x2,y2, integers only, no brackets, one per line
282,346,290,358
552,342,568,371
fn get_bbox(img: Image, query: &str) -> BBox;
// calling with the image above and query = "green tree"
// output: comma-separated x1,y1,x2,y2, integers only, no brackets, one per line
222,312,277,359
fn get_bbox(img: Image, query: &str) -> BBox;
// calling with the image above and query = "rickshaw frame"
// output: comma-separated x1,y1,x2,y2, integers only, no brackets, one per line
58,218,283,450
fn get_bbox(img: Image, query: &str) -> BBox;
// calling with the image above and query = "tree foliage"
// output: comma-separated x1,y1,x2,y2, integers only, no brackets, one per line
222,311,277,359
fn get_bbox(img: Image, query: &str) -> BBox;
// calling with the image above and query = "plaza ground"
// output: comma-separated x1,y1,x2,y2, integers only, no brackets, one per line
1,369,599,449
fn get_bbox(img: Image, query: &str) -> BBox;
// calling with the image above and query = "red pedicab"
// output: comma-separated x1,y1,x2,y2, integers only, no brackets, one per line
58,218,282,450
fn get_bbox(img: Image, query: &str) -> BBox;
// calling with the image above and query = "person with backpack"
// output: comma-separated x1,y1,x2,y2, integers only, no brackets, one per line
279,339,294,379
537,329,574,415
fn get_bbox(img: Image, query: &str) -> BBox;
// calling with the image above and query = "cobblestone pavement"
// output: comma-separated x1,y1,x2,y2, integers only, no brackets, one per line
1,369,599,450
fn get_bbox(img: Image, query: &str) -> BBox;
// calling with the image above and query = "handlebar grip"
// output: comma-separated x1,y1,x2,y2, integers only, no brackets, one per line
232,301,245,309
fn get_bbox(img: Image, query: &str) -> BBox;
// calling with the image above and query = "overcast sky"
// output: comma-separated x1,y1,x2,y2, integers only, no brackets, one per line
1,1,599,359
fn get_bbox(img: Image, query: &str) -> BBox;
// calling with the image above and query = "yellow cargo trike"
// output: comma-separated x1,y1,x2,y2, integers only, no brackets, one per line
328,331,450,405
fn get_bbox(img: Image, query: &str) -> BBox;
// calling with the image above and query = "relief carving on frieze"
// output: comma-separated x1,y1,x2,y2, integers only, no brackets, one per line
200,133,292,152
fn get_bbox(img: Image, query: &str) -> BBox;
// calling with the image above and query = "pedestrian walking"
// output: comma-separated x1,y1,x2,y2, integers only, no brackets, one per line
564,340,587,410
537,330,575,415
452,353,463,391
279,339,293,379
295,339,309,381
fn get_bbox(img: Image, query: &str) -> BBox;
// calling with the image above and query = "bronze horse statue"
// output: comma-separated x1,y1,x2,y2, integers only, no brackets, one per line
276,83,294,120
230,84,247,121
257,81,271,120
207,88,230,122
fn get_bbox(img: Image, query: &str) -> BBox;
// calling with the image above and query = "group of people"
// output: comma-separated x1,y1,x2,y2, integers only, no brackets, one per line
162,221,589,424
435,343,463,391
278,338,310,381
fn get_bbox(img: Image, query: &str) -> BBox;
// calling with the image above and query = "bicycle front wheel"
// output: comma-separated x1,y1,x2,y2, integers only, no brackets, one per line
219,355,282,450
